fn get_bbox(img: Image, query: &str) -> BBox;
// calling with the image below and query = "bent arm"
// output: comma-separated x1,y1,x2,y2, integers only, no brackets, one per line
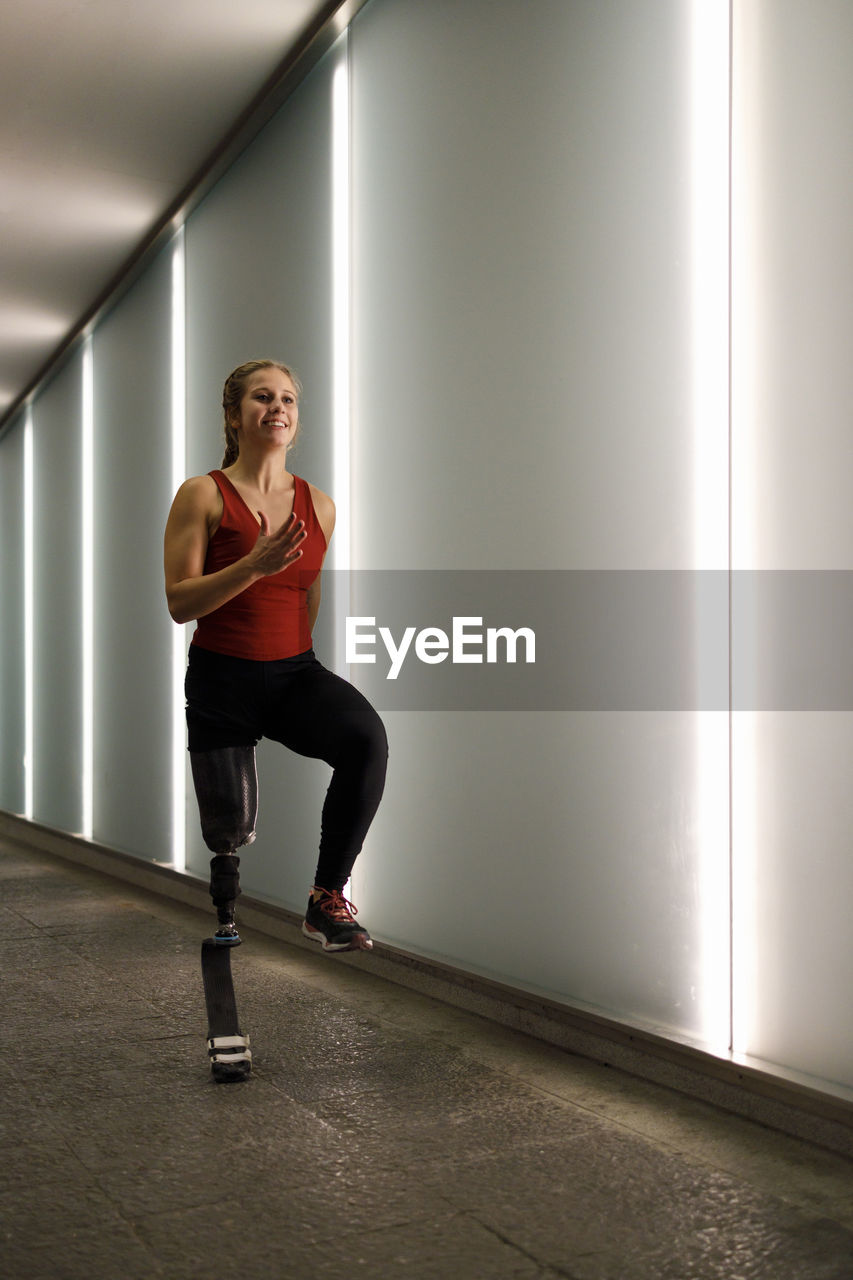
164,478,261,624
165,477,308,624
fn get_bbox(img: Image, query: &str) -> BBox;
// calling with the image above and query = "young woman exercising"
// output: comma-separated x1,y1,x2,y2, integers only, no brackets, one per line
164,360,387,950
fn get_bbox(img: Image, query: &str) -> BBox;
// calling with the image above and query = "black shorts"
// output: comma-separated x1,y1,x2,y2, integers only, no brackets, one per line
185,644,386,767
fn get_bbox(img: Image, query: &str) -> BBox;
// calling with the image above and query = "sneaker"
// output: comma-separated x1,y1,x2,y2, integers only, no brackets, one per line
302,888,373,952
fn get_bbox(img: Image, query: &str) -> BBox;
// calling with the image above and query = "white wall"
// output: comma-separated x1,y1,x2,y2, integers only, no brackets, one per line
1,0,851,1097
731,0,853,1085
349,0,728,1047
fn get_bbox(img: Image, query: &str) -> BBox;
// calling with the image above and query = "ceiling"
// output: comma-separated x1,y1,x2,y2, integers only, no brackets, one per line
0,0,339,424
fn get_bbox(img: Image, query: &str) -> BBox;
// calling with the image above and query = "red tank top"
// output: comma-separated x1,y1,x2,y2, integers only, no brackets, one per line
192,470,327,661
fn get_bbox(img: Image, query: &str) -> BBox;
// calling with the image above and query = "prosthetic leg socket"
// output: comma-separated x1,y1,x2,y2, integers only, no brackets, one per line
191,746,258,945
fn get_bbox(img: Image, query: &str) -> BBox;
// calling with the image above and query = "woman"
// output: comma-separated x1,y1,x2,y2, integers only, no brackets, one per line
164,359,387,951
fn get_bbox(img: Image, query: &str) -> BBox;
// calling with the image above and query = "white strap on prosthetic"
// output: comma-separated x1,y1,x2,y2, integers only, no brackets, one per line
207,1034,252,1064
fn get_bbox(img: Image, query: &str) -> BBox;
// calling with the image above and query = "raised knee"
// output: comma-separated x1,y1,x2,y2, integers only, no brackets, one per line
343,715,388,768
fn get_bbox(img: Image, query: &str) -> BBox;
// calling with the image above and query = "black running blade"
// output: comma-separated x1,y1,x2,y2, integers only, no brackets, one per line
201,939,251,1082
201,939,240,1037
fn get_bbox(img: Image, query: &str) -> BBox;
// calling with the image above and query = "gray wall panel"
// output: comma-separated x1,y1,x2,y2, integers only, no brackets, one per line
349,0,722,1046
351,0,695,574
31,355,84,832
0,416,26,814
92,247,175,860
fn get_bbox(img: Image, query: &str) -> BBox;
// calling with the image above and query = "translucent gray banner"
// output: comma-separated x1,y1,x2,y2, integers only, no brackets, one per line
316,570,853,711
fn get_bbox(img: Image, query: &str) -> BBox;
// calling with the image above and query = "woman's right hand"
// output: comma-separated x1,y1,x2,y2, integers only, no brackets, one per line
246,511,308,576
165,476,309,624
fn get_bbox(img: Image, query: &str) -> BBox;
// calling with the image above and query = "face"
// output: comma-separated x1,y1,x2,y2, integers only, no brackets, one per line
234,367,299,449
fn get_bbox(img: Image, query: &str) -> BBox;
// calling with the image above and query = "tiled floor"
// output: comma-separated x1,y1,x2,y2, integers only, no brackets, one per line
3,837,853,1279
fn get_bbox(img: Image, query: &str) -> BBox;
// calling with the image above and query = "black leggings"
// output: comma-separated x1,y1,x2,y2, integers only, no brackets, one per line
185,645,387,893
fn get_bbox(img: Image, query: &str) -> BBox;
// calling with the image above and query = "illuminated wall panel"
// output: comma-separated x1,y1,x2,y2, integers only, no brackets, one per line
731,0,853,1087
91,248,175,861
30,354,85,833
350,0,728,1045
0,415,26,814
183,41,341,910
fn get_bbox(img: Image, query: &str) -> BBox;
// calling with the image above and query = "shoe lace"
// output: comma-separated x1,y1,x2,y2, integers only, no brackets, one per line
314,888,358,923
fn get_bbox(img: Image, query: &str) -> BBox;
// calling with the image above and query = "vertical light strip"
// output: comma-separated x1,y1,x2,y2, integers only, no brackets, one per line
690,0,732,1054
81,335,95,838
332,41,355,891
691,0,731,570
729,0,759,1059
171,227,187,873
23,405,34,820
332,47,351,583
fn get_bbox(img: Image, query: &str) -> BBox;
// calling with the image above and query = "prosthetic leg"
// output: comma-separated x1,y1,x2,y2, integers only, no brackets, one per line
191,746,257,1083
201,939,252,1083
192,745,257,944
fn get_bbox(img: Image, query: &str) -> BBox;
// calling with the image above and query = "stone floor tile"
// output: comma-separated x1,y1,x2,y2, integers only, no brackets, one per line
135,1203,552,1280
3,1225,164,1280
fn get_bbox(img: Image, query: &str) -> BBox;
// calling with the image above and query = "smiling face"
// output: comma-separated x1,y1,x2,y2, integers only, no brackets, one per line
219,358,302,468
236,367,300,447
239,366,295,435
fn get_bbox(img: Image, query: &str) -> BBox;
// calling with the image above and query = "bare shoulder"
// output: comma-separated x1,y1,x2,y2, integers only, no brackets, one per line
306,481,336,543
167,474,223,534
178,473,219,504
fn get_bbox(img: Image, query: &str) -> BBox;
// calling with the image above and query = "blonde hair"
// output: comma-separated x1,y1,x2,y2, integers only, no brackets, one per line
221,359,303,467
